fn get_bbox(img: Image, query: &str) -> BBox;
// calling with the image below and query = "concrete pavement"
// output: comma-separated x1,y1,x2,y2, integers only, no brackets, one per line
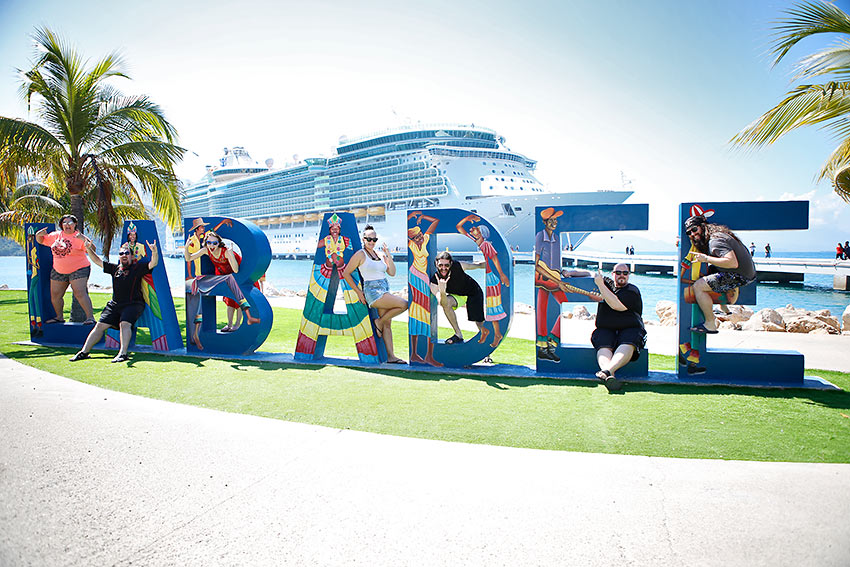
1,356,849,566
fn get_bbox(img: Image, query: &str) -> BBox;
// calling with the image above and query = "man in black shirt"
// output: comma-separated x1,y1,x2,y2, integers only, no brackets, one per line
428,251,486,344
591,264,646,392
70,240,158,363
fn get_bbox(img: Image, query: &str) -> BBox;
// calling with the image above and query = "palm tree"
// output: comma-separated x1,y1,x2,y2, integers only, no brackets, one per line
731,1,850,200
0,27,184,254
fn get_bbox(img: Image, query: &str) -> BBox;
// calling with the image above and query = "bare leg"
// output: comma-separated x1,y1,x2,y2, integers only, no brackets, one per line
607,344,636,376
192,321,203,350
595,347,613,379
69,277,94,320
424,338,442,367
477,323,490,344
80,322,110,354
49,280,68,321
490,320,503,348
118,321,133,356
372,294,407,333
227,306,237,328
233,308,243,329
410,336,426,364
440,296,463,338
692,278,717,331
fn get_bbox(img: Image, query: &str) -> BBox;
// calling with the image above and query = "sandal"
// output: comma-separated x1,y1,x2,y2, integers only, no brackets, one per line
221,325,233,333
45,318,65,324
111,353,130,363
445,335,464,345
690,323,718,334
83,318,96,325
386,358,407,365
69,351,90,362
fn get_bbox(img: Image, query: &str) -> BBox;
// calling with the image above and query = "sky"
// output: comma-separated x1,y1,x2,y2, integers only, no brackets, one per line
1,0,849,252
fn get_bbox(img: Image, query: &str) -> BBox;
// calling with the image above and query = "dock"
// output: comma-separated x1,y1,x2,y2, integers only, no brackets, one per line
560,251,850,290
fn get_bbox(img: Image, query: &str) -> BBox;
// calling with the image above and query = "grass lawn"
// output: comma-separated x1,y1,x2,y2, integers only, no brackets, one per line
2,290,849,462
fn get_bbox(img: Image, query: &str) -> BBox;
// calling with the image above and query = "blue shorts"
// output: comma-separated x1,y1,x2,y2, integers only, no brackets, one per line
705,271,755,293
363,278,389,307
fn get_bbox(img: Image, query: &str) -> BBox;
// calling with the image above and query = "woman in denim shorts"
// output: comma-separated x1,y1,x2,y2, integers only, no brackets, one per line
35,214,95,324
342,225,408,363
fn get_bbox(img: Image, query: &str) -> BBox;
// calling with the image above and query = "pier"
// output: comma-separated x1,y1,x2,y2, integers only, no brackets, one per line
560,251,850,290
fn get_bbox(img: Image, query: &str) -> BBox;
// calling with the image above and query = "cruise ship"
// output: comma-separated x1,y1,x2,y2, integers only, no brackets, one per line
177,125,633,254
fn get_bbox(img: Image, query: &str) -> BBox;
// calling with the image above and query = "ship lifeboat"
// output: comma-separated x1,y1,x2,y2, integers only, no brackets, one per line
353,208,367,218
305,213,319,222
279,215,291,224
255,218,270,226
291,214,304,223
367,206,385,216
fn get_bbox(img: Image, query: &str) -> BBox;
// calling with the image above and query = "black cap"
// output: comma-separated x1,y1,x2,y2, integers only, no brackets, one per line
684,215,706,230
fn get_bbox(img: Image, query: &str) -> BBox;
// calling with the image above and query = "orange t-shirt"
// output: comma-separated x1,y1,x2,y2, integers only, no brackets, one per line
41,230,90,274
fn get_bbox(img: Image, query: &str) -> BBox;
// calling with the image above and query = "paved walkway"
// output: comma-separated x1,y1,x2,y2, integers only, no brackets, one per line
1,356,849,566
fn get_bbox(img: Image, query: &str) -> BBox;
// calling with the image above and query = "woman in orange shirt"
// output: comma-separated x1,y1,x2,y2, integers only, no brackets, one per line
35,214,94,324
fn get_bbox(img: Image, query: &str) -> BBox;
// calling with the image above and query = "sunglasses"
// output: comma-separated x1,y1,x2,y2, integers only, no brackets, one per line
363,237,378,242
686,227,700,235
613,270,630,275
118,250,131,256
206,240,220,246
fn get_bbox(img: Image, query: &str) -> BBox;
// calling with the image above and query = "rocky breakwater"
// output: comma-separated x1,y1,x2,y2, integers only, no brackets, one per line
654,300,847,335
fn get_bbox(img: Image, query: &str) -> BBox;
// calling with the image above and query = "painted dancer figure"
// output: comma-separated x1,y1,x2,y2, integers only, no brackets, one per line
457,214,510,348
407,211,442,366
25,226,42,335
533,207,595,361
185,233,260,350
342,224,407,364
70,240,158,363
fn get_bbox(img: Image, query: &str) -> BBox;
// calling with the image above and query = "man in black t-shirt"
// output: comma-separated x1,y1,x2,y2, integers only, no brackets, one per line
591,263,646,392
428,251,486,344
70,240,159,363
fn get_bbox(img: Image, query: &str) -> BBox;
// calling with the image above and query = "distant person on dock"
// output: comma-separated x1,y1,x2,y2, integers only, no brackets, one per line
429,251,486,345
837,242,846,260
629,245,635,255
843,241,850,260
591,263,646,392
749,242,756,257
684,214,756,334
764,243,771,258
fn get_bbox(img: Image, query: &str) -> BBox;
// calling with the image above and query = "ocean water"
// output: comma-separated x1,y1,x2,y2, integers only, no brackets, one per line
2,252,848,321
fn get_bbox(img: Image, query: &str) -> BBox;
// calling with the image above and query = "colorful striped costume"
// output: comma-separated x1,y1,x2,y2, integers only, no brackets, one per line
408,233,431,336
479,240,506,321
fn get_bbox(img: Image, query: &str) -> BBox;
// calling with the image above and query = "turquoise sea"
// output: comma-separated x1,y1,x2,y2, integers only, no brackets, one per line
2,252,847,321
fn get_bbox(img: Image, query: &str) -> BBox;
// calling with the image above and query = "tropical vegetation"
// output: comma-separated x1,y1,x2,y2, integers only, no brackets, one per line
0,27,184,254
732,1,850,200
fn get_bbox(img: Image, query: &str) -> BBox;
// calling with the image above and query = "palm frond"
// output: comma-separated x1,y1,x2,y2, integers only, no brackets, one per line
771,1,850,66
731,82,850,148
793,40,850,81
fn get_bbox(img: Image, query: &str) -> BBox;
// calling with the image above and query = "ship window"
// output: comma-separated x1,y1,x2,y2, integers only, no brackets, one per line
502,203,515,216
489,186,493,189
514,207,522,211
480,177,484,181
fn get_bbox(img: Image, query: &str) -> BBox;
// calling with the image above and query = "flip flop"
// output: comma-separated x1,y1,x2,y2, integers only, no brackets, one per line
386,358,407,364
690,323,718,334
45,318,65,324
445,335,463,345
83,319,96,325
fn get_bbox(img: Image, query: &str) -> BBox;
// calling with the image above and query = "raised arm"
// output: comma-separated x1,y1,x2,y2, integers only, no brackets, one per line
593,271,626,311
85,241,104,269
381,242,396,277
35,227,48,245
186,247,209,262
459,261,485,271
146,240,159,270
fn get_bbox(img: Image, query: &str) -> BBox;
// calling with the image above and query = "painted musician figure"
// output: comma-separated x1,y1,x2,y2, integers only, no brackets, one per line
534,207,593,362
684,214,756,334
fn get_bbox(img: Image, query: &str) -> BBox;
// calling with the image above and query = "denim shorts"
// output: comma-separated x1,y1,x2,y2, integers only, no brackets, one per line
363,278,389,307
50,265,91,282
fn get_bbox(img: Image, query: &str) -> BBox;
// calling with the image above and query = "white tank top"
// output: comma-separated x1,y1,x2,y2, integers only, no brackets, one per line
359,253,387,281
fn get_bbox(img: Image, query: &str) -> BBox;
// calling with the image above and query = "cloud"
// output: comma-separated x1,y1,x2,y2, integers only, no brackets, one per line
778,190,844,227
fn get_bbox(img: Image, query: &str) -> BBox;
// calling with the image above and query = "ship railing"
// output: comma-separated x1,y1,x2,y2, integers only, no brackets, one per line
343,123,497,146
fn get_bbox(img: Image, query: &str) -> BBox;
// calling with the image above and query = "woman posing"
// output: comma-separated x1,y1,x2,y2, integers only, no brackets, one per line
342,225,407,364
35,214,95,324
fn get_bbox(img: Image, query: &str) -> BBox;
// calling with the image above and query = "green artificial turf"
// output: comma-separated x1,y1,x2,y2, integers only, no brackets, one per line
2,290,849,462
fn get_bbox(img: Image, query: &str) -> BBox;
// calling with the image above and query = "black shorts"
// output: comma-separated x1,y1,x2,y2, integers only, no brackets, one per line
99,301,145,329
591,326,647,361
464,287,485,322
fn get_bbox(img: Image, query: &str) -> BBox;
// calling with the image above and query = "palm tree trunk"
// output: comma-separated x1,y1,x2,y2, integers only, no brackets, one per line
69,192,86,322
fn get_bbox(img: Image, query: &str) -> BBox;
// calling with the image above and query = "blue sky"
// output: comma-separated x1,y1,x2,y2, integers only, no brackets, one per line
1,0,849,251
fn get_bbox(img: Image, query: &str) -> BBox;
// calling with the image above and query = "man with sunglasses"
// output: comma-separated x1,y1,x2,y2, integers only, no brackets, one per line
684,215,755,334
428,251,486,345
70,240,159,363
591,264,646,391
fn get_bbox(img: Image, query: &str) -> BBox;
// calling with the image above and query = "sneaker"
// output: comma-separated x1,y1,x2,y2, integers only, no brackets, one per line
686,363,706,375
536,346,557,361
546,346,561,363
69,351,90,362
111,353,130,363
